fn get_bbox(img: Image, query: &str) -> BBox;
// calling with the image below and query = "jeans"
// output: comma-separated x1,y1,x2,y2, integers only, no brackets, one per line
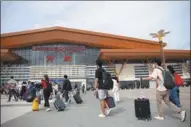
169,86,181,107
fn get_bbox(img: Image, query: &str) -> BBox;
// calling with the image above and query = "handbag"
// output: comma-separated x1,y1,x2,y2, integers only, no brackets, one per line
106,96,116,108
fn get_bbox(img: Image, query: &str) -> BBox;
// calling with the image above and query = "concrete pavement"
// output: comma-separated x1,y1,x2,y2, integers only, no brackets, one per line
0,96,54,124
1,88,190,127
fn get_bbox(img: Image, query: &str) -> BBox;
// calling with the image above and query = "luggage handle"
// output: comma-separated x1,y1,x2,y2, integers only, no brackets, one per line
139,90,146,99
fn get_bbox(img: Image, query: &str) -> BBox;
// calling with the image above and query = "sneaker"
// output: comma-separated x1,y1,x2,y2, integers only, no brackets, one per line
105,109,112,116
154,116,164,120
180,110,186,122
98,114,106,118
46,108,51,112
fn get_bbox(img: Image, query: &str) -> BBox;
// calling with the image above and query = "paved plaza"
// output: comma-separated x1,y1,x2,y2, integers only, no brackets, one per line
1,87,190,127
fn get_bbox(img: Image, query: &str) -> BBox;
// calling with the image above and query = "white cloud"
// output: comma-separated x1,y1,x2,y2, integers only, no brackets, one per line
1,1,190,49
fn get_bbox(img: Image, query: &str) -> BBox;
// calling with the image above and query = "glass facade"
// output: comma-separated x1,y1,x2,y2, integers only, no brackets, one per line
12,43,100,66
1,43,102,84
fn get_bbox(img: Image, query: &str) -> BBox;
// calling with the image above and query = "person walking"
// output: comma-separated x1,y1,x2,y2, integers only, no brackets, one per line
41,75,52,112
62,75,72,103
7,76,18,102
74,84,79,95
143,59,186,122
112,77,120,103
94,59,112,118
82,84,85,94
20,82,27,100
167,65,182,108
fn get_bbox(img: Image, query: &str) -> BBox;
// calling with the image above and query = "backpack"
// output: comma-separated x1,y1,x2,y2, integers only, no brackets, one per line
174,73,183,86
158,68,175,89
46,81,53,92
102,70,113,90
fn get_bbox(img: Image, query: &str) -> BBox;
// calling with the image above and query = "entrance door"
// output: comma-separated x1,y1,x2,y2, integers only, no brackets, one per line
70,79,86,90
71,82,82,89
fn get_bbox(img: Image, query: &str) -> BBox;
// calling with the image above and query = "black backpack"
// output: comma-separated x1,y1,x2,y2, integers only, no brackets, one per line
158,68,175,89
102,70,113,90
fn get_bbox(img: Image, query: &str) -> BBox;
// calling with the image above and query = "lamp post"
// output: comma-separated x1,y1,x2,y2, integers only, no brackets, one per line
150,29,170,67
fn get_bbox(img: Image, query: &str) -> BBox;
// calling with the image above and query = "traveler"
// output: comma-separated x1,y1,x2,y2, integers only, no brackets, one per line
94,59,112,118
20,81,27,100
41,75,52,112
17,81,22,99
26,82,37,102
112,77,120,102
74,84,80,95
143,59,186,122
167,65,182,107
27,81,32,89
7,76,18,102
82,84,85,94
62,75,72,103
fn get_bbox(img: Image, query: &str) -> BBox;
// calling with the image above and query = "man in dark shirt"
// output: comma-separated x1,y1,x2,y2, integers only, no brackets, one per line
62,75,72,103
94,59,111,118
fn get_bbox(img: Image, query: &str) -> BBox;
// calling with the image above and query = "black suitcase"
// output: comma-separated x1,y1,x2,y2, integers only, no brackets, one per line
134,98,151,120
73,94,83,104
54,98,66,111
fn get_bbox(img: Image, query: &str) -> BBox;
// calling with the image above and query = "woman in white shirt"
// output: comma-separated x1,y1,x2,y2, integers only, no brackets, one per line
112,77,120,102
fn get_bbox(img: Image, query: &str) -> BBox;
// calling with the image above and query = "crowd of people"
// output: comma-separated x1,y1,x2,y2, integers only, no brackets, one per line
1,59,186,122
94,59,186,122
2,74,86,112
143,59,186,121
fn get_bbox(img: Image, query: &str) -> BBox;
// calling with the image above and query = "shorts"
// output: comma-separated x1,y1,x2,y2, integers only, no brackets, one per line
98,89,109,100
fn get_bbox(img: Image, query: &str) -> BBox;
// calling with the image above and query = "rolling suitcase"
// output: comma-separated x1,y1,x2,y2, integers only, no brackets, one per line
106,96,116,108
73,93,83,104
54,97,66,111
134,98,151,120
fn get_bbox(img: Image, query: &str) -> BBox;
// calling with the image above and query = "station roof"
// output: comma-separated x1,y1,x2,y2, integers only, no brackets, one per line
99,49,190,62
1,26,189,63
1,49,22,62
1,26,164,49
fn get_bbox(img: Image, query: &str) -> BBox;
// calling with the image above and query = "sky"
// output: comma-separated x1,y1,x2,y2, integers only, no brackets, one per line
1,1,190,50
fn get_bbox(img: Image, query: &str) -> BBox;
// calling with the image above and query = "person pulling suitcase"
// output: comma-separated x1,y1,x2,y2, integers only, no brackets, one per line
62,75,72,104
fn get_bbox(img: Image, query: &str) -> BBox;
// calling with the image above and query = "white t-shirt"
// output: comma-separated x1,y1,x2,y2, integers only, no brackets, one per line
7,79,18,89
150,67,167,91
